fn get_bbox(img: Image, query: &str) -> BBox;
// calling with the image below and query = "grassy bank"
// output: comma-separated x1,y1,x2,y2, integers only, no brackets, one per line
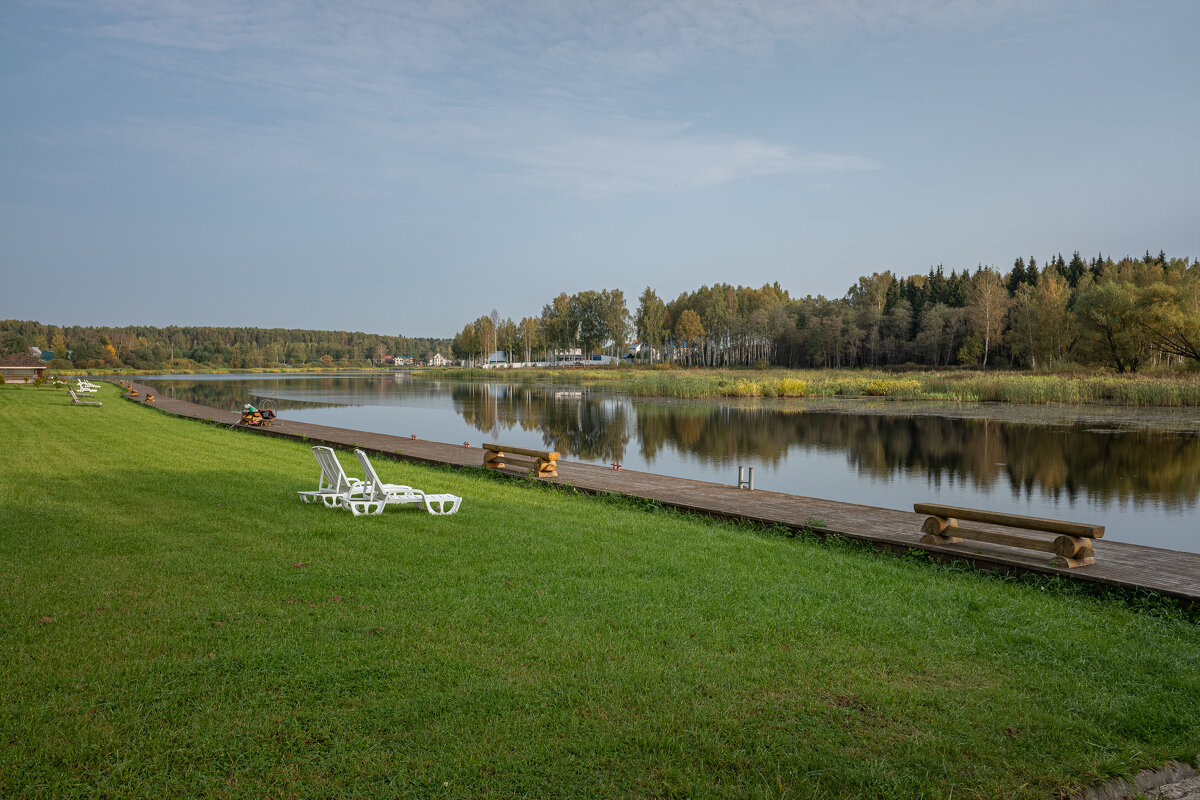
428,366,1200,406
2,384,1197,799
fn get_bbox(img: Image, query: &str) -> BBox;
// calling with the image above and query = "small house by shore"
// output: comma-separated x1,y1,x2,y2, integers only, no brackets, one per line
0,353,49,383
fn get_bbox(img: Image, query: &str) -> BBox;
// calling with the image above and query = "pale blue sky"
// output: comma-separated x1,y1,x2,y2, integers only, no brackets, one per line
2,1,1197,337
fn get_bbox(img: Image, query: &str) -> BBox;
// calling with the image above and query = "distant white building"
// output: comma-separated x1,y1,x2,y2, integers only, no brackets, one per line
548,348,586,365
488,351,508,364
428,352,451,367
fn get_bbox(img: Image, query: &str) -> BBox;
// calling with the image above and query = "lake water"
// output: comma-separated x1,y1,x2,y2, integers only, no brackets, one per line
141,373,1200,554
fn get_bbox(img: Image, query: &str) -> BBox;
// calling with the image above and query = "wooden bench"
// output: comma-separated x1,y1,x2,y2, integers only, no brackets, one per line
914,503,1103,569
483,443,560,478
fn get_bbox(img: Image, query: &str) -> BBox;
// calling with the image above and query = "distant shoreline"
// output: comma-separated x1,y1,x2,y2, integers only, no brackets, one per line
80,364,1200,407
414,366,1200,407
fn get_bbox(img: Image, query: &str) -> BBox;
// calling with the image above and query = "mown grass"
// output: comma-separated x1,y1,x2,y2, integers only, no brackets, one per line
430,366,1200,406
1,384,1198,799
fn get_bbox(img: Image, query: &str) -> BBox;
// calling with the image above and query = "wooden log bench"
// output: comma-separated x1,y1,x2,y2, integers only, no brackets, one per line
914,503,1103,569
482,443,560,478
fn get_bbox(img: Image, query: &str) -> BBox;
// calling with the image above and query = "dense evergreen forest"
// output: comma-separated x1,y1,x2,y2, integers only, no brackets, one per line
453,250,1200,372
0,322,452,371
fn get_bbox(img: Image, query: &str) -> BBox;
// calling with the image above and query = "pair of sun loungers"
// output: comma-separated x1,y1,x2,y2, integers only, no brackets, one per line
75,380,99,394
299,446,462,516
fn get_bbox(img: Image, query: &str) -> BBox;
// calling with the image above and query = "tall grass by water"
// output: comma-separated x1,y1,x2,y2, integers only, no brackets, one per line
2,383,1198,799
433,366,1200,405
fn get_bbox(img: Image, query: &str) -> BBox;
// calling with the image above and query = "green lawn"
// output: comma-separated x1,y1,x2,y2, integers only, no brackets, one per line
1,384,1197,799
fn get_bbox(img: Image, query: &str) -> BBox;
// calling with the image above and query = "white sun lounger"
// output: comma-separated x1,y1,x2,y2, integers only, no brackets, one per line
75,380,98,394
69,389,102,407
340,449,462,516
297,446,365,508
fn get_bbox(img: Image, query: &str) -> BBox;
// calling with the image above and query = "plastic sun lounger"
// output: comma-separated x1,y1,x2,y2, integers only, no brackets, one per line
340,449,462,517
297,446,365,508
69,389,102,407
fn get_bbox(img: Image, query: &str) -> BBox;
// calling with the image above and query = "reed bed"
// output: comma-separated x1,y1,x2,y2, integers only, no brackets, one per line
426,367,1200,406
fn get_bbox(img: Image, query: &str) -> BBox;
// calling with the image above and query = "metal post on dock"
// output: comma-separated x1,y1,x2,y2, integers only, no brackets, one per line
737,466,754,490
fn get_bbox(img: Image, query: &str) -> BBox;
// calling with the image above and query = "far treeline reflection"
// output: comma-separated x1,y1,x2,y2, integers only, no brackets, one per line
156,377,1199,510
448,384,1199,509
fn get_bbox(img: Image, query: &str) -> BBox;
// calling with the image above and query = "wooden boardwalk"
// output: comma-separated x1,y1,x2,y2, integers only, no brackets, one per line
125,381,1200,604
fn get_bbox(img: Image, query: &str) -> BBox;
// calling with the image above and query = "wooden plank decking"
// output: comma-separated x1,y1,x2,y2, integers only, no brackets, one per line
124,381,1200,604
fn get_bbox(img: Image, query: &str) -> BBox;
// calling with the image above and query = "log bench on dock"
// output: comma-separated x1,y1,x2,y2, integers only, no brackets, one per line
915,503,1103,569
483,443,560,478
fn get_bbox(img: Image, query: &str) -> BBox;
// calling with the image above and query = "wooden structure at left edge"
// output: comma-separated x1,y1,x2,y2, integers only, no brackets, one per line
483,443,560,478
915,503,1103,568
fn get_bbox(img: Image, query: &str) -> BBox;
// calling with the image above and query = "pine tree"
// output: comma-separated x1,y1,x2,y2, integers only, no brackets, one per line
1007,257,1027,295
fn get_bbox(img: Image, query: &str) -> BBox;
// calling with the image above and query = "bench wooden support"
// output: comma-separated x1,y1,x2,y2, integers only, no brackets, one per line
483,443,560,478
915,503,1103,569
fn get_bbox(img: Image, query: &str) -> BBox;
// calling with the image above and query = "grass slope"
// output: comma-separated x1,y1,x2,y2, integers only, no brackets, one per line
1,384,1197,799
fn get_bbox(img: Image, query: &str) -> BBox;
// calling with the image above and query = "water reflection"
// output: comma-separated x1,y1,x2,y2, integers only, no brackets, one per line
633,406,1200,508
448,383,631,463
144,375,1199,550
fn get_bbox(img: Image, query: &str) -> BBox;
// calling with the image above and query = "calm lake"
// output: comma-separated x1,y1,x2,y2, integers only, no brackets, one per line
142,373,1200,554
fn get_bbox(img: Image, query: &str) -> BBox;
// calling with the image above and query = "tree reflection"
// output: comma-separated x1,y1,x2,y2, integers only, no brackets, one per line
449,383,631,462
634,405,1199,507
143,378,347,411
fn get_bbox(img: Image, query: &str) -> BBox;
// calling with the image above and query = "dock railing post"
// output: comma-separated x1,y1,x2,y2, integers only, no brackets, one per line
737,466,753,490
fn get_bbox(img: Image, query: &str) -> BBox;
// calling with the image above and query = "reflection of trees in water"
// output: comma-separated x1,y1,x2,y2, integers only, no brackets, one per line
450,384,630,462
141,379,347,411
833,414,1199,506
635,405,1200,506
635,404,794,466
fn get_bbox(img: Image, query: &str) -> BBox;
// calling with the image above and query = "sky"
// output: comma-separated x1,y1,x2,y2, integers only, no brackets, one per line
2,1,1198,338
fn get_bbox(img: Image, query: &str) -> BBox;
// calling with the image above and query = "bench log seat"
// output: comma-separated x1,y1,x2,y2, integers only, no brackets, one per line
914,503,1103,569
483,443,560,478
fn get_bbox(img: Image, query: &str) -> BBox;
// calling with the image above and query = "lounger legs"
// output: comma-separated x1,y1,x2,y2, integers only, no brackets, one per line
342,497,385,516
423,494,462,515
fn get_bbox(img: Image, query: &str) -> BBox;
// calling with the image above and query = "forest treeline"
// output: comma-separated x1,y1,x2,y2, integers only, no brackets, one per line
0,322,452,371
452,250,1200,372
6,250,1198,373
